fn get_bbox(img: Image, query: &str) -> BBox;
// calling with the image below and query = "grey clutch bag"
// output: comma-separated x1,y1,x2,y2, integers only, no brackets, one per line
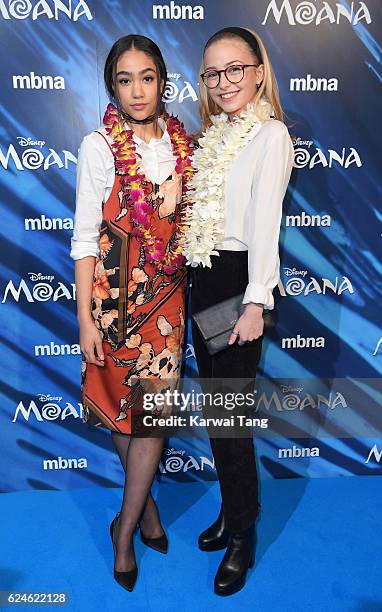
192,293,274,355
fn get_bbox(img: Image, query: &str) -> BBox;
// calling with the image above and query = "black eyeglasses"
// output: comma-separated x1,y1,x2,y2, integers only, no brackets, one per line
200,64,259,89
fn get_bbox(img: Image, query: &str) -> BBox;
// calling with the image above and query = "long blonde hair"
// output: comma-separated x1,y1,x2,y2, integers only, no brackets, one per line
199,28,284,133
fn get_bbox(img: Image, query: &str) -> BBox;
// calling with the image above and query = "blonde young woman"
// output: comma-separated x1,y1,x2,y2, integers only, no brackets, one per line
183,27,294,596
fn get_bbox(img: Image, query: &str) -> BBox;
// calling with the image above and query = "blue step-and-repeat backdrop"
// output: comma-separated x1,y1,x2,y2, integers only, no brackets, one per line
0,0,381,492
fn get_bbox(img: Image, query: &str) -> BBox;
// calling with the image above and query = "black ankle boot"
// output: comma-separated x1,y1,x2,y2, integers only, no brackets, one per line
198,507,229,551
214,525,255,596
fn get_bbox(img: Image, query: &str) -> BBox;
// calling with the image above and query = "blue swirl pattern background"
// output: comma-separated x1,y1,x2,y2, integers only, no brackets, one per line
0,0,381,492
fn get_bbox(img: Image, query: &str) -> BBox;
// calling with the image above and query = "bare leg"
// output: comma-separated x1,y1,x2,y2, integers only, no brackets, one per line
112,436,165,571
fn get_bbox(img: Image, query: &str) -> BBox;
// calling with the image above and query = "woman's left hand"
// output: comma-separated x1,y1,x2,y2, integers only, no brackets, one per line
228,303,264,346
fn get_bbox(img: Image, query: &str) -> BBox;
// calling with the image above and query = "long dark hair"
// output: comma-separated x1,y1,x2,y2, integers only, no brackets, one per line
104,34,167,118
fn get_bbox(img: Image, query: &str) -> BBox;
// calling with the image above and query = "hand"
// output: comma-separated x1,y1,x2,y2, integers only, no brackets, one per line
228,303,264,346
79,317,105,366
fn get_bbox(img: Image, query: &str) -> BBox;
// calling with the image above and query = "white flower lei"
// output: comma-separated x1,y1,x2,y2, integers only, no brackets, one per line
182,100,272,267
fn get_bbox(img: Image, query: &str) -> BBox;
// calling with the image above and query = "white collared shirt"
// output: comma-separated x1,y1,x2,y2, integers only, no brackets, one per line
221,118,294,309
71,116,294,310
70,118,176,260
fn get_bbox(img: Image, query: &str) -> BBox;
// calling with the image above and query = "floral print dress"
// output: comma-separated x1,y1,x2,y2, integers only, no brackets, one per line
81,132,187,434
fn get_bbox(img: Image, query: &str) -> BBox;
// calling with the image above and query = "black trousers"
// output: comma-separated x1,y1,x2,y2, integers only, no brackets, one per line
191,250,263,533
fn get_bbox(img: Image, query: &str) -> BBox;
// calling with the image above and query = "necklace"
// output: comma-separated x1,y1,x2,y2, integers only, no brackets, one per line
103,103,193,275
119,108,156,125
182,101,272,267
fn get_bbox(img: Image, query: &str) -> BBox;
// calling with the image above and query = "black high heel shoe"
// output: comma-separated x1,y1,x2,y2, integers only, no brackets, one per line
110,513,138,592
214,525,255,596
138,499,168,554
139,524,168,554
198,507,229,552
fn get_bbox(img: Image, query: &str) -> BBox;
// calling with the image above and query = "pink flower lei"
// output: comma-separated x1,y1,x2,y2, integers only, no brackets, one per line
103,103,193,275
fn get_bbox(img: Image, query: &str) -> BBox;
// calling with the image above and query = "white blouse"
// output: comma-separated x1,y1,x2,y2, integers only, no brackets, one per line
70,118,176,261
222,119,294,310
70,117,294,310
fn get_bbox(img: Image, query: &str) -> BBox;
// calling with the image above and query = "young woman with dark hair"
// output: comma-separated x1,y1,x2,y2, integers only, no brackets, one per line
70,34,192,592
183,27,294,596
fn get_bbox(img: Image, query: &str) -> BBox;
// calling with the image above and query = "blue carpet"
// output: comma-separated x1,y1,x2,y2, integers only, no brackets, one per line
0,476,381,611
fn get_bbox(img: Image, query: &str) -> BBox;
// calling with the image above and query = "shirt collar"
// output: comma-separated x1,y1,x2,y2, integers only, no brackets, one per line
131,118,171,148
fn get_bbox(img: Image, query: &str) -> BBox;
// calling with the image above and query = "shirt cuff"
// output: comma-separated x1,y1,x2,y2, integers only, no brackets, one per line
242,282,274,310
70,240,99,261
